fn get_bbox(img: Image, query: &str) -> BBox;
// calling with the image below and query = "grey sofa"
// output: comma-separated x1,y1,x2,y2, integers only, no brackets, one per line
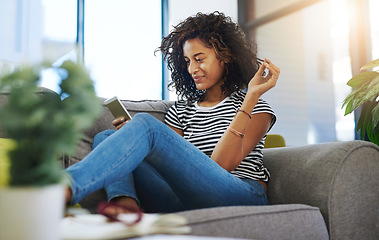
1,88,379,240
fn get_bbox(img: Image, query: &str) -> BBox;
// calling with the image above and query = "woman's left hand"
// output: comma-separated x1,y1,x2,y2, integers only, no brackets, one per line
112,117,129,130
248,58,280,97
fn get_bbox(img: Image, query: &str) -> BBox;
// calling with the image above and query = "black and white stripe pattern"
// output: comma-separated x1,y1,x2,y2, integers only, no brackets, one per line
165,90,276,182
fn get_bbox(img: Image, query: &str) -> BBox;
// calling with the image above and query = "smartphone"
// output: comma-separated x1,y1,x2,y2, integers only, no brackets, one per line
104,96,132,120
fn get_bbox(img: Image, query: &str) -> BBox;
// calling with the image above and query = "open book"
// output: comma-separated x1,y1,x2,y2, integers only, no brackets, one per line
60,213,191,239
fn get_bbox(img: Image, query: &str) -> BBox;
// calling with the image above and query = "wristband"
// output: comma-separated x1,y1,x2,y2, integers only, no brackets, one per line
227,126,245,138
236,109,252,119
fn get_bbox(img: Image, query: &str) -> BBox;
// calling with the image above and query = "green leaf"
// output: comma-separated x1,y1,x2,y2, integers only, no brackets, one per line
367,74,379,89
346,71,378,88
358,102,369,128
343,98,354,115
342,92,354,110
351,91,368,110
360,58,379,71
342,74,379,115
372,124,379,146
358,103,371,139
343,87,364,115
364,83,379,102
356,101,379,145
372,103,379,129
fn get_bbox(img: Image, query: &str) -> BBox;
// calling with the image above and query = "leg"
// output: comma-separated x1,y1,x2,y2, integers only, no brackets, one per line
133,161,185,213
92,130,139,205
92,128,254,212
92,129,115,150
104,161,185,213
138,123,268,210
90,128,184,213
66,113,267,209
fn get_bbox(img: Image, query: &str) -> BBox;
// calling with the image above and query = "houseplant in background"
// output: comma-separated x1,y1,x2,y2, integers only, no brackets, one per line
0,60,102,240
342,58,379,146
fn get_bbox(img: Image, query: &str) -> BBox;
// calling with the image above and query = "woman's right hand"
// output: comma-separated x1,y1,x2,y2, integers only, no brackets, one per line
247,58,280,97
112,117,129,130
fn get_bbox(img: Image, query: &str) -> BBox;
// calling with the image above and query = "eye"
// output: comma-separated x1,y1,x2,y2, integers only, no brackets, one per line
185,59,190,66
195,58,204,63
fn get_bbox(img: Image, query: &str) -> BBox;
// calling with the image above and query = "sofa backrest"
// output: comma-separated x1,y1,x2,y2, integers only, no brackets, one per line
0,87,60,138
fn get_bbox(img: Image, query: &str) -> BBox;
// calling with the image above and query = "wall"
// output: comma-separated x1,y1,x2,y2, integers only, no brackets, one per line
251,0,337,146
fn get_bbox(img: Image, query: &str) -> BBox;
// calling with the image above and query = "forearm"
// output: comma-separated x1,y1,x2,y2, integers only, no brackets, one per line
211,91,260,171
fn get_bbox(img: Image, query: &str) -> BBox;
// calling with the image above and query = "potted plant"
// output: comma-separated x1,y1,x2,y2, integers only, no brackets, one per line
0,60,102,240
342,58,379,146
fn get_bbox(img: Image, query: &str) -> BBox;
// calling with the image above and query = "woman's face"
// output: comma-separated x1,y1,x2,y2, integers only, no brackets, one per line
183,38,225,91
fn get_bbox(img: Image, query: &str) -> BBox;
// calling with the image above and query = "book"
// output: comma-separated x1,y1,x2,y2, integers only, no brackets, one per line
60,213,191,239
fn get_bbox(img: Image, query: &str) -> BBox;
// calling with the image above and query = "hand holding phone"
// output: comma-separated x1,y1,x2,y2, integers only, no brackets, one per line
112,117,129,130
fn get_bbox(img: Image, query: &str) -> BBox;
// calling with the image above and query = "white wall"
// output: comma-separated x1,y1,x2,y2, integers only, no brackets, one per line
255,0,338,146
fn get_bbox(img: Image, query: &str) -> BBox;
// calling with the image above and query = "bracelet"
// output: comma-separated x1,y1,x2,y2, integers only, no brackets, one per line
227,126,245,138
236,109,252,119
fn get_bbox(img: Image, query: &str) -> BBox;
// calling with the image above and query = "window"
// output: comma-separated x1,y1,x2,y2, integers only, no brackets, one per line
84,0,162,100
85,0,238,101
39,0,77,92
0,0,75,68
369,0,379,59
0,0,77,92
1,0,237,101
330,0,354,142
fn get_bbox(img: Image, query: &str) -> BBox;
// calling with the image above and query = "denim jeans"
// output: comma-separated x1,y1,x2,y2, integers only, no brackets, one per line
66,113,268,212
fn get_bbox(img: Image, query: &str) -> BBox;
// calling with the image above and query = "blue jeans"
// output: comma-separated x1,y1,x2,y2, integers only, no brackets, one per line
66,113,268,212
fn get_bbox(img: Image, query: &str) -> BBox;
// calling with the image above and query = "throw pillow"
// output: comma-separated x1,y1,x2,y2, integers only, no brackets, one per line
0,138,16,187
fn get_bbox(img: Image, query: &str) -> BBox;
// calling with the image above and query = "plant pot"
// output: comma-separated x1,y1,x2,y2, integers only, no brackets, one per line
0,184,65,240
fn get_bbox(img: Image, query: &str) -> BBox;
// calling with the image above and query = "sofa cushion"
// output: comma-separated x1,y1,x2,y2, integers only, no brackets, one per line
177,204,329,240
0,138,16,187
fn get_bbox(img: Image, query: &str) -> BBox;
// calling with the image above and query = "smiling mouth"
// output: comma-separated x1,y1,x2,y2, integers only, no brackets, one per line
193,76,204,82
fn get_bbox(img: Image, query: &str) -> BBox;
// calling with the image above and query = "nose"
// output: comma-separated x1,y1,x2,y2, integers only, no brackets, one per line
187,61,199,75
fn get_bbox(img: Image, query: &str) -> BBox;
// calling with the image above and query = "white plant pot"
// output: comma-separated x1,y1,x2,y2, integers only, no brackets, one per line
0,184,65,240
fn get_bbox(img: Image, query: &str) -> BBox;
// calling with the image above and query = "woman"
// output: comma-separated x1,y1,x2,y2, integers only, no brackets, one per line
65,12,280,214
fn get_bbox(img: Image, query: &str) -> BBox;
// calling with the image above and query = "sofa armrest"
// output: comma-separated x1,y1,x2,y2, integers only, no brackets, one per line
263,140,379,240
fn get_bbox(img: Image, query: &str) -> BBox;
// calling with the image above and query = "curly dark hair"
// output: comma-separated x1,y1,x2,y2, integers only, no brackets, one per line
158,11,261,102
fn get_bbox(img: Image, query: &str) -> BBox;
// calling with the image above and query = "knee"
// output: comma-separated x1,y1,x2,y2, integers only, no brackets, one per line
131,113,163,131
132,113,157,123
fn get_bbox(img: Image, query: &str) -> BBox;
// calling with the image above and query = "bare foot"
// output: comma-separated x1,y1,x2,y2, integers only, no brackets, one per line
101,196,140,216
65,187,72,205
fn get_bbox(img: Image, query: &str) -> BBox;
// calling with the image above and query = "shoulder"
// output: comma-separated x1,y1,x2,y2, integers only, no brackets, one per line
254,98,274,114
165,100,197,129
166,100,197,119
171,100,196,113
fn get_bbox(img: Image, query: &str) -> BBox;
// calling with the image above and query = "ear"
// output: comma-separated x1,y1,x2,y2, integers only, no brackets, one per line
221,59,230,67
